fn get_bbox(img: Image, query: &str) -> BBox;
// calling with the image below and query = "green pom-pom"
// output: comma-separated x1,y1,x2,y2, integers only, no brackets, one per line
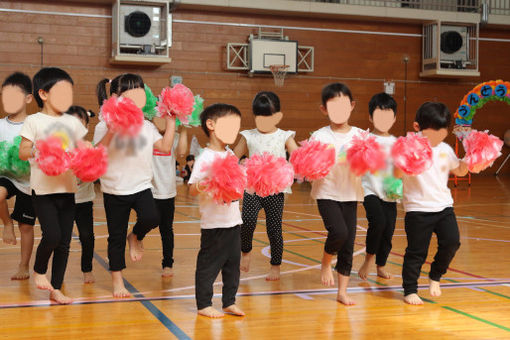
7,136,30,177
383,176,403,200
0,141,10,174
142,84,158,120
176,94,203,127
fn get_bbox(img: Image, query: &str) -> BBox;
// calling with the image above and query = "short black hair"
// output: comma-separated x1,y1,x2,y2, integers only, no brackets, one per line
200,103,241,137
252,91,280,116
96,73,144,106
369,92,397,117
186,154,195,162
2,72,32,95
65,105,95,125
33,67,73,108
415,102,451,130
321,82,353,106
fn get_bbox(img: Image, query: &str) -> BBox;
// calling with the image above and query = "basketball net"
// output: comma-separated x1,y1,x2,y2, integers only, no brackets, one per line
270,65,289,87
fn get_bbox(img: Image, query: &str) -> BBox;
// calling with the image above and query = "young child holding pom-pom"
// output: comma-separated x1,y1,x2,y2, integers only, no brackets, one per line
94,74,176,298
358,93,399,282
189,103,245,318
394,102,468,305
310,83,364,306
233,91,298,281
19,68,91,304
0,72,36,281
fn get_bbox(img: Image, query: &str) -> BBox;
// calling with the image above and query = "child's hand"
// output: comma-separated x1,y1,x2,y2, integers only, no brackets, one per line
82,141,94,149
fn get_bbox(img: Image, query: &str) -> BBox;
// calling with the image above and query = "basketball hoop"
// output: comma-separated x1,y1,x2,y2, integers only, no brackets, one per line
270,65,289,87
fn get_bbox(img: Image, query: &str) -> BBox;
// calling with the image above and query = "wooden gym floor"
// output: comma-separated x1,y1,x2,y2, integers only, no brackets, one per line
1,176,509,339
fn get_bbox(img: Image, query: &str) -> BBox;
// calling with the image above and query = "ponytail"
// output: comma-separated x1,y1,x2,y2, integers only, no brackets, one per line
96,78,110,106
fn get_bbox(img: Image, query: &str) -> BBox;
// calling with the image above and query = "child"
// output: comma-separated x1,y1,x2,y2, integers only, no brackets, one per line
151,116,188,277
65,105,96,284
19,67,90,304
0,72,36,280
310,83,364,305
93,74,176,298
189,103,245,318
182,154,194,182
395,102,468,305
358,93,398,281
233,91,298,281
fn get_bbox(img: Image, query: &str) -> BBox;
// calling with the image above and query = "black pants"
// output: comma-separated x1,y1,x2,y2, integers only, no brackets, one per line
155,198,175,269
75,201,94,273
363,195,397,267
317,200,357,276
195,225,241,310
32,192,75,290
241,192,284,265
103,189,159,271
402,207,461,296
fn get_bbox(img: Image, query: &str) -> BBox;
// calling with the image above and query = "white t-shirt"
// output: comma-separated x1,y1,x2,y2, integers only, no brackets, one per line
310,126,364,202
75,180,95,204
240,128,295,194
361,134,398,202
93,120,162,195
152,133,179,199
20,112,88,195
402,142,460,212
0,117,30,194
188,147,243,229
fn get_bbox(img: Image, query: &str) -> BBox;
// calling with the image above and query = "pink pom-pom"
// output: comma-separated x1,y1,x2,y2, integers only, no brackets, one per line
391,133,433,176
346,132,386,176
463,130,503,173
244,153,294,197
35,136,71,176
201,153,247,204
290,140,336,182
70,143,108,182
157,84,195,124
100,96,144,136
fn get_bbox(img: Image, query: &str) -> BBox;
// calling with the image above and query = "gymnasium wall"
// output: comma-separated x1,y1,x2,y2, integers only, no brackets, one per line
0,1,509,173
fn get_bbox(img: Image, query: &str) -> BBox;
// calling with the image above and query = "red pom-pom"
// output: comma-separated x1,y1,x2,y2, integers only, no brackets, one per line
35,136,71,176
201,153,247,204
100,96,144,136
289,140,336,182
346,132,386,176
157,84,195,124
391,133,433,175
463,130,503,173
244,153,294,197
70,142,108,182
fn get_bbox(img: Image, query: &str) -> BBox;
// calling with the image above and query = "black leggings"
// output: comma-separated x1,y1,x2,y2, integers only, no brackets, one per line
241,192,284,266
103,189,159,271
363,195,397,267
155,198,175,269
75,201,94,273
402,207,461,296
317,199,357,276
32,192,75,290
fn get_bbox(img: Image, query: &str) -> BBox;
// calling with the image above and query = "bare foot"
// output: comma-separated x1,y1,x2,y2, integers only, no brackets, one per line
161,267,174,278
337,293,356,306
358,260,370,281
223,304,245,316
240,252,251,273
127,232,144,262
198,306,224,318
429,278,442,297
404,293,424,305
112,272,131,298
266,265,280,281
50,290,73,305
376,266,392,279
83,271,95,284
11,265,30,280
2,223,16,245
33,273,54,291
321,264,335,287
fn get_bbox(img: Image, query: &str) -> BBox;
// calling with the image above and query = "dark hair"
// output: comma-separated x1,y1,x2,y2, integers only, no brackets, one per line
186,154,195,162
369,92,397,117
32,67,74,108
65,105,95,125
2,72,32,95
96,73,144,106
321,82,353,106
252,91,280,116
415,102,451,130
200,103,241,137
